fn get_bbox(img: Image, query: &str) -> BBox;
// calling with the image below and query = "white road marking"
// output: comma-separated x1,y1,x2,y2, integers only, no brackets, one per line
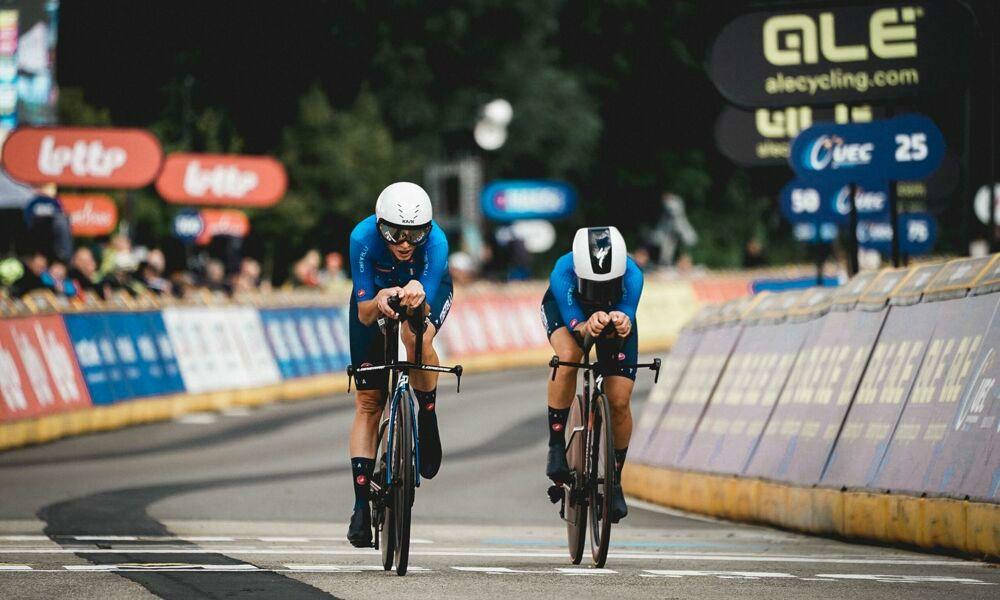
181,536,236,542
0,547,982,566
72,535,138,541
816,574,994,585
557,567,617,575
64,564,259,572
259,537,310,543
174,413,218,425
0,536,49,542
284,564,430,573
0,565,32,570
0,535,430,545
644,569,796,580
626,497,728,524
221,407,253,417
451,566,551,574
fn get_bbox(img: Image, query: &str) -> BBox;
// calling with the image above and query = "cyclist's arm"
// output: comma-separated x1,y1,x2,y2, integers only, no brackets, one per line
612,258,644,325
550,253,587,331
417,225,449,303
350,229,385,325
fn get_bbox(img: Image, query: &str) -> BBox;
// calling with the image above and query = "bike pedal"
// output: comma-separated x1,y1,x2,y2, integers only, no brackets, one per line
547,485,562,504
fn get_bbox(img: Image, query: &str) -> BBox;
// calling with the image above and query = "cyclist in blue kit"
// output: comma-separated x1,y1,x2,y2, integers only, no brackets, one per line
541,226,643,522
346,182,452,547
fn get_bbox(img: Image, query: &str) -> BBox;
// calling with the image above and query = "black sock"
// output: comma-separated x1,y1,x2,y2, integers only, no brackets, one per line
415,388,437,415
548,406,570,447
415,388,439,445
614,446,629,474
351,457,374,511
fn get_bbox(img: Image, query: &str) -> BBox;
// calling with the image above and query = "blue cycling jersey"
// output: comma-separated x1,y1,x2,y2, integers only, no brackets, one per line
349,214,450,302
548,252,643,329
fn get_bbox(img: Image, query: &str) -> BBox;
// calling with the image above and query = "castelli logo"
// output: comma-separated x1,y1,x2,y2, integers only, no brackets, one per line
1,127,163,188
356,474,367,486
552,422,563,432
38,136,127,178
569,319,579,329
424,402,435,412
357,289,366,298
617,352,626,361
183,161,259,199
156,153,287,207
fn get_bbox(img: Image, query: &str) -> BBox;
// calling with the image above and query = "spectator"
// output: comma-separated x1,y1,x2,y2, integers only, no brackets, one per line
448,251,476,284
42,260,78,297
68,247,101,295
742,239,767,268
232,257,262,294
203,259,230,294
9,251,48,297
631,246,652,272
170,271,197,300
292,250,321,287
319,252,345,288
138,260,171,295
651,192,698,267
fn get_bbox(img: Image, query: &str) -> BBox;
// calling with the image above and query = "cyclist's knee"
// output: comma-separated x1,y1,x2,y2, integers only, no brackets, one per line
607,392,631,415
355,390,383,417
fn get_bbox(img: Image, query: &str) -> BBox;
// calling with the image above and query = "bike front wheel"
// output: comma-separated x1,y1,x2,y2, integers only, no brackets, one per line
391,392,414,576
589,392,615,567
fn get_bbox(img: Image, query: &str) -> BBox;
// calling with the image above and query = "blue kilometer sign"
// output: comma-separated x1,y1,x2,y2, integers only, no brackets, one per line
481,180,577,222
780,179,889,224
789,114,945,183
858,212,937,256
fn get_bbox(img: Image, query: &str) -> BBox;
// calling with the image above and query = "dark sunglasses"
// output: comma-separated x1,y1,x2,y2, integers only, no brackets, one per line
377,220,432,246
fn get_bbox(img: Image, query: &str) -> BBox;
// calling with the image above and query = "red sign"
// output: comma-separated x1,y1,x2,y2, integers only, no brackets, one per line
0,315,92,422
59,194,118,237
197,208,250,245
156,153,287,207
1,127,163,188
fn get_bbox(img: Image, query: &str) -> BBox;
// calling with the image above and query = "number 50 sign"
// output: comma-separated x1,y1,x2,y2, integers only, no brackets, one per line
789,114,945,183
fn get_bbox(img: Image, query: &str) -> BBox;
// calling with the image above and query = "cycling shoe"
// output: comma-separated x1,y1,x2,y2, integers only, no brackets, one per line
418,413,442,479
347,507,372,547
546,444,571,483
610,483,628,523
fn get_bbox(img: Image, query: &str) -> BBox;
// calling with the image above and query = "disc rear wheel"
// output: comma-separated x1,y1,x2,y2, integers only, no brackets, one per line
564,394,587,565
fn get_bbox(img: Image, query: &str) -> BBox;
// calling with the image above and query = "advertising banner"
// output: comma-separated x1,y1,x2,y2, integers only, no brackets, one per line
0,314,91,421
156,153,287,207
857,212,937,256
707,3,973,107
260,308,312,379
1,127,163,188
744,309,886,483
716,104,879,166
481,180,577,222
680,320,813,474
632,329,703,461
59,194,118,237
789,115,945,184
874,293,1000,498
644,325,742,468
820,301,939,488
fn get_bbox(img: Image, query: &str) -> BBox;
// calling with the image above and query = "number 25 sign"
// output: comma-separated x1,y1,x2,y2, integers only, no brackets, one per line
789,114,945,183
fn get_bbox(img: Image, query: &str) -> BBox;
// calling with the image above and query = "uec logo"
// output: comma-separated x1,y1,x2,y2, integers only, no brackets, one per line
805,135,873,171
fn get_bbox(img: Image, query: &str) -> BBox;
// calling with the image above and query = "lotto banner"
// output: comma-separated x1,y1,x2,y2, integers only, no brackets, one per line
0,315,91,421
821,302,941,489
643,325,742,468
631,329,703,462
874,294,1000,500
680,320,814,474
744,309,886,483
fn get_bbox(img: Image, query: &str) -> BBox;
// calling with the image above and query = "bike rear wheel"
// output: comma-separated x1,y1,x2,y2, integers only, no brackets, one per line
391,392,414,576
377,419,394,571
589,392,615,567
564,394,587,565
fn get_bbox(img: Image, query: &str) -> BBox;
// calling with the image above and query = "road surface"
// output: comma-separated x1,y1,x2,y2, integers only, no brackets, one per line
0,366,996,599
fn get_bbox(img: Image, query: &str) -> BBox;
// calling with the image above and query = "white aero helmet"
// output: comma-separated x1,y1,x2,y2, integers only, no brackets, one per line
572,226,627,304
375,182,434,245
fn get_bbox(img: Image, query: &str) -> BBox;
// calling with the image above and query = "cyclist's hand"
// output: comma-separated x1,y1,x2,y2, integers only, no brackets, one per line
376,287,403,318
586,311,610,337
400,280,426,309
608,311,632,337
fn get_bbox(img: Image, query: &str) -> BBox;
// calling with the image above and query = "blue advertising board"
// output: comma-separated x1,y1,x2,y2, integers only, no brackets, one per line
792,221,838,244
780,179,889,224
481,180,577,222
789,114,945,184
172,209,204,244
857,212,938,256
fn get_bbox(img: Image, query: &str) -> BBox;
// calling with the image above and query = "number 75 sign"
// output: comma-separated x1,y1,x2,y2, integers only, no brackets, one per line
788,114,945,183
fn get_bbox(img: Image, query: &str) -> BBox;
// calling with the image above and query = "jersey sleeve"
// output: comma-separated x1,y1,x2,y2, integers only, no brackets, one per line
550,253,587,329
418,225,449,302
349,225,376,301
614,258,644,322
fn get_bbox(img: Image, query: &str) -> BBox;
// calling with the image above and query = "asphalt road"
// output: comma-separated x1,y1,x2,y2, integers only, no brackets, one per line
0,365,997,599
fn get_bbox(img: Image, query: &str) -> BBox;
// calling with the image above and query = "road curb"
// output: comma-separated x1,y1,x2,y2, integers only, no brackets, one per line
622,462,999,560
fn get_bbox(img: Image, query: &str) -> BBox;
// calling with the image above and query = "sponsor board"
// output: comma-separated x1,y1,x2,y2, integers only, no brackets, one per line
744,309,886,483
59,194,118,237
856,212,938,256
789,114,945,184
708,3,973,107
0,315,91,421
874,293,1000,499
820,301,939,488
681,320,814,474
481,180,577,222
172,209,250,245
1,127,163,188
645,325,742,468
780,179,889,224
156,153,287,207
631,329,703,462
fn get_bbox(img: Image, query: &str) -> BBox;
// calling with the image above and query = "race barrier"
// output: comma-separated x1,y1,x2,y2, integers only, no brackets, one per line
625,254,1000,558
0,274,752,451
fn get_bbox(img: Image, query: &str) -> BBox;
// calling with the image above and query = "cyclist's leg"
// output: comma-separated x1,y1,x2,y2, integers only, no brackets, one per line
597,326,639,522
542,289,582,482
401,280,452,479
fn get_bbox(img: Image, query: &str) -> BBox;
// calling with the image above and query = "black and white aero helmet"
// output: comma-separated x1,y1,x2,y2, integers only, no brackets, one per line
572,226,627,304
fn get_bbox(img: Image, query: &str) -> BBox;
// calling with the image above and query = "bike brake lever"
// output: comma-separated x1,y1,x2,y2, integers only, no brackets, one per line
454,365,463,393
346,365,354,393
653,358,661,384
549,355,559,381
